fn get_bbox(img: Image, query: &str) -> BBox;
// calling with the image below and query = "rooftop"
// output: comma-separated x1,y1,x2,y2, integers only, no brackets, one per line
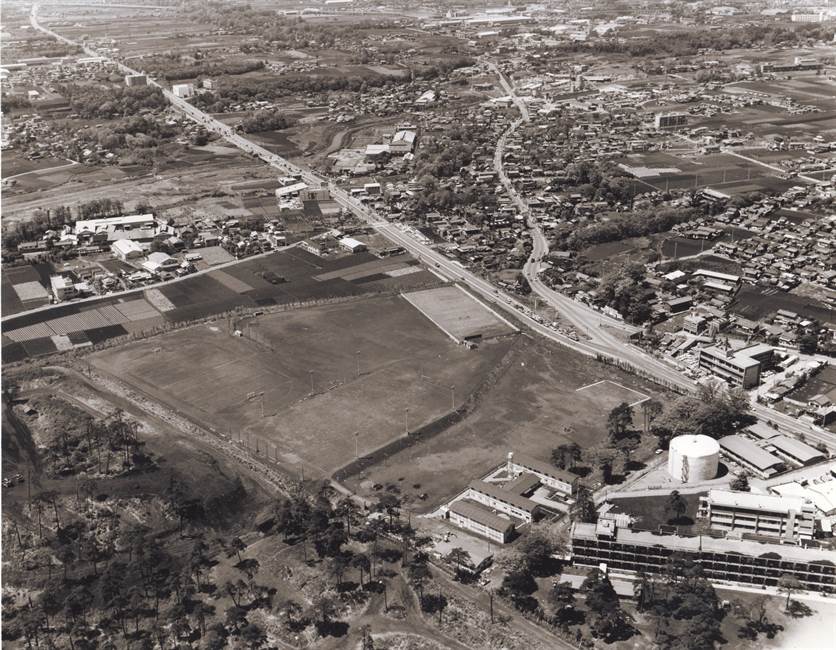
449,499,515,533
572,522,836,566
469,480,538,513
719,435,784,471
705,489,808,514
767,435,826,464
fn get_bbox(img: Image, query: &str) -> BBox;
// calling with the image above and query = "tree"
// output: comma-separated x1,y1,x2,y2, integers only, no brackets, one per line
607,402,633,441
352,553,370,587
667,490,687,523
730,472,750,492
778,574,803,611
552,442,582,470
240,622,267,649
445,547,471,569
572,486,598,523
799,333,818,355
230,536,246,562
582,569,618,615
310,591,340,627
517,530,558,575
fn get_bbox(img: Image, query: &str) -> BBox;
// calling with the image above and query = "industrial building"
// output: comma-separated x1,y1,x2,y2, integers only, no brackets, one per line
448,499,515,543
698,489,816,543
765,435,827,468
75,214,158,242
124,73,147,87
172,83,195,99
141,252,180,276
698,343,774,388
654,112,689,130
111,239,144,261
338,237,367,254
719,435,785,478
570,521,836,593
668,434,720,483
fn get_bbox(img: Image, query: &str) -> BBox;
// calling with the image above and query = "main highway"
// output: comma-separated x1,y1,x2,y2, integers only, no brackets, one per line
30,5,835,449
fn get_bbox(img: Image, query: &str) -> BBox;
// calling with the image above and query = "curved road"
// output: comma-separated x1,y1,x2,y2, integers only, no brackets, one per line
29,6,834,450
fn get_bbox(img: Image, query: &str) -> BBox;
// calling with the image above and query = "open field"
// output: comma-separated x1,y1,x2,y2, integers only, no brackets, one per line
345,336,667,510
403,285,516,342
575,380,648,409
89,295,512,478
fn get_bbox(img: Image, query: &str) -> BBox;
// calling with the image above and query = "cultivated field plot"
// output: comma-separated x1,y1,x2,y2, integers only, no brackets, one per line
619,151,794,196
402,286,516,342
345,337,664,509
1,265,51,316
732,285,835,326
90,295,512,478
1,249,439,361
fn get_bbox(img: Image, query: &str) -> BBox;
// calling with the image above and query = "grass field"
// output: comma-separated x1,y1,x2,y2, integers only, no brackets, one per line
89,295,512,478
732,285,835,326
344,336,666,510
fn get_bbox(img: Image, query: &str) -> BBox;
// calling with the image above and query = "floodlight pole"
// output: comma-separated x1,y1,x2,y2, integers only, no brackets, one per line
356,350,360,378
354,431,359,459
404,408,409,435
451,386,455,411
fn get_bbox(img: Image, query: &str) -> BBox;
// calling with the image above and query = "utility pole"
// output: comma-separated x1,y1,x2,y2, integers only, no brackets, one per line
309,369,314,394
404,408,409,435
489,589,494,624
356,350,360,378
450,385,455,411
354,431,359,459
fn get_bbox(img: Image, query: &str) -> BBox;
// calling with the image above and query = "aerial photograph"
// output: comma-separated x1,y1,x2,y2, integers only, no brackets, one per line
1,0,835,648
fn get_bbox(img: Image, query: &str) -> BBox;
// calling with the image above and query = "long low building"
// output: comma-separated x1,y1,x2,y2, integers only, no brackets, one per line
507,452,577,496
464,480,539,523
571,522,836,593
719,435,785,478
699,489,816,543
448,499,515,544
765,435,827,468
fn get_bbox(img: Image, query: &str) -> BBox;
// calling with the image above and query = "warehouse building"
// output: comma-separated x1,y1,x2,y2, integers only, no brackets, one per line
765,435,827,468
698,489,816,543
142,252,180,276
448,499,515,544
719,435,785,478
338,237,367,254
570,521,836,593
111,239,144,261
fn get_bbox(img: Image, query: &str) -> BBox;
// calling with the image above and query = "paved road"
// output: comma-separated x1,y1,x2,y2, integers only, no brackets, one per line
30,6,835,450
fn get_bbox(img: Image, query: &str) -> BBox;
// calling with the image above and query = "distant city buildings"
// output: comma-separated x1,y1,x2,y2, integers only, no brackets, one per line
654,112,688,130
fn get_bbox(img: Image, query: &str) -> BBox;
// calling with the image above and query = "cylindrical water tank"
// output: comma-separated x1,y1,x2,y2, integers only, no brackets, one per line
668,434,719,483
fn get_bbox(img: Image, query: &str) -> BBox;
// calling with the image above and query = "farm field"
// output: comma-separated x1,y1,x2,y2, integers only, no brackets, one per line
90,294,513,479
732,285,835,326
344,336,666,510
1,248,439,361
786,365,836,405
619,150,795,196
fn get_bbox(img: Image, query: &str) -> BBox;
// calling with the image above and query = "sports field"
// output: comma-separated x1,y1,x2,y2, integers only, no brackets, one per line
89,295,513,478
345,336,665,510
402,286,516,342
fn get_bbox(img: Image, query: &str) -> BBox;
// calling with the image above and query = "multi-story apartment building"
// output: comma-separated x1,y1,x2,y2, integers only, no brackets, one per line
571,522,836,593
